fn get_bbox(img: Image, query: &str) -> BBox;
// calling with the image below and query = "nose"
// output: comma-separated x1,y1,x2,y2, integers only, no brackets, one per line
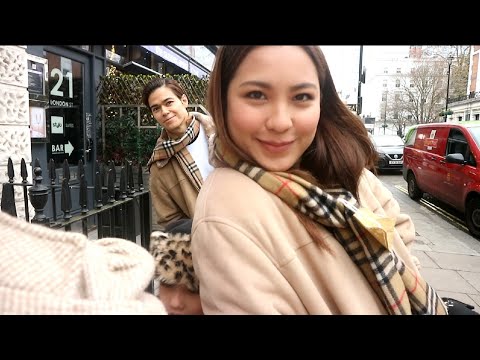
168,289,185,312
265,102,293,133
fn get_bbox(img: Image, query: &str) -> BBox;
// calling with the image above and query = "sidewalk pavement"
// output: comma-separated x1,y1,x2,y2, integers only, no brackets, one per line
379,175,480,309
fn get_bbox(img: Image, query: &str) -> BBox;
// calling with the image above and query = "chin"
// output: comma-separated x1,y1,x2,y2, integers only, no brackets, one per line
259,161,294,172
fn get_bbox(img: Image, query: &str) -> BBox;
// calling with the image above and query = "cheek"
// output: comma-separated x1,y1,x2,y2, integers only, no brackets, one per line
187,294,203,314
178,104,188,114
158,292,169,305
227,102,262,137
153,111,166,124
297,109,320,139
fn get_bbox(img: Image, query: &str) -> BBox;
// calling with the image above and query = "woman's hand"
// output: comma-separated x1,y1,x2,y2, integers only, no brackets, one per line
190,111,215,138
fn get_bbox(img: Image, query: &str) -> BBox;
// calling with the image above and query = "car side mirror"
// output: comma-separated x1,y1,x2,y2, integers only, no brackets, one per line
445,153,466,165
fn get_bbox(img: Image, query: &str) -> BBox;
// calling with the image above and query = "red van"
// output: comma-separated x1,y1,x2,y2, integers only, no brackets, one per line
403,121,480,237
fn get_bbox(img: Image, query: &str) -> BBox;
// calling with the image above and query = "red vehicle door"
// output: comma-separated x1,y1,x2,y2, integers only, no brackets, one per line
441,127,479,211
415,127,448,197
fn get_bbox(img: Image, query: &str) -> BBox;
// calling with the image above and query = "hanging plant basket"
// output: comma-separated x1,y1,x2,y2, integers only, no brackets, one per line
439,109,454,117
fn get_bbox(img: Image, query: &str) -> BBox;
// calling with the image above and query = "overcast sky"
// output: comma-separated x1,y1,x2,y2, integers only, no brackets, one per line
320,46,410,113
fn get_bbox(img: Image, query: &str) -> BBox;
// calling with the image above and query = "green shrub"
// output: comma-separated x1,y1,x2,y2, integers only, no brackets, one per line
104,113,161,166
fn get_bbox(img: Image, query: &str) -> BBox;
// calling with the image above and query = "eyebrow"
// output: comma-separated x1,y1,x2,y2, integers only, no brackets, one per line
150,97,174,109
239,80,318,91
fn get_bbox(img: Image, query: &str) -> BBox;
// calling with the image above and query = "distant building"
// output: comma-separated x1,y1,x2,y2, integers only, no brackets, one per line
468,45,480,94
448,46,480,122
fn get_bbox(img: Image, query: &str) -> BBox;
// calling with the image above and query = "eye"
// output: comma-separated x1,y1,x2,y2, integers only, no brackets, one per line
166,100,174,106
294,93,314,101
246,91,266,100
160,282,174,288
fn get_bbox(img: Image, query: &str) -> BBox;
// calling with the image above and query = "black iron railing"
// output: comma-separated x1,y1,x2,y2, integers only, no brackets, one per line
1,157,152,250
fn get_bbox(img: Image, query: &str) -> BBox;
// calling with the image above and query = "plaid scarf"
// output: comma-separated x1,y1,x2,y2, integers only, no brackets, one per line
214,138,447,315
147,117,202,191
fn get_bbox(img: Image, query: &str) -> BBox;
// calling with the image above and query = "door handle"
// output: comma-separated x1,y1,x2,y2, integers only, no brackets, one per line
439,160,445,164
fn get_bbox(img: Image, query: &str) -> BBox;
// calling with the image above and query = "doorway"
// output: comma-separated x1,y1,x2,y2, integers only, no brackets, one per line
29,46,96,218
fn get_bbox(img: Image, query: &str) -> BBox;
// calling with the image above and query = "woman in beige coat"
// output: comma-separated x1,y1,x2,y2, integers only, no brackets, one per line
143,78,215,229
191,46,446,315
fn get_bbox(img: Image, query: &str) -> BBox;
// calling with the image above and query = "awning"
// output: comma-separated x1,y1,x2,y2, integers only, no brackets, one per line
122,61,161,76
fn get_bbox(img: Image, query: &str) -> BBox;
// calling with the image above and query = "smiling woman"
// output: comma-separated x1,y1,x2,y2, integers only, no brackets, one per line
225,47,320,172
191,46,447,315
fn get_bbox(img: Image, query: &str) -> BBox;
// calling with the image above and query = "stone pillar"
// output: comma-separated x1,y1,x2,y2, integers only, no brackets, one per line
0,45,32,219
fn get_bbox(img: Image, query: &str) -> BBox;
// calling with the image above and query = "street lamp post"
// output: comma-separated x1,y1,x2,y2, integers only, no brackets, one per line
444,55,454,122
357,45,365,116
383,91,388,134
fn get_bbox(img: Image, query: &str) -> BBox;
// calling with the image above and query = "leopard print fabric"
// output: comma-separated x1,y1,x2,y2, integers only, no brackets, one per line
150,231,199,293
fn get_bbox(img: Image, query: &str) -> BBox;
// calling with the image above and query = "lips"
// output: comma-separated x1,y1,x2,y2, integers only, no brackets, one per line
164,115,176,123
258,139,294,153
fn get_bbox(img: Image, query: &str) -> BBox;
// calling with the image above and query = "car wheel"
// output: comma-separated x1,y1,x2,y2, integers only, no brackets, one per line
465,197,480,238
407,172,423,200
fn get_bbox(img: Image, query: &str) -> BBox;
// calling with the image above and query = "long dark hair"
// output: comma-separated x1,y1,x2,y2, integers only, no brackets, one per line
208,46,377,198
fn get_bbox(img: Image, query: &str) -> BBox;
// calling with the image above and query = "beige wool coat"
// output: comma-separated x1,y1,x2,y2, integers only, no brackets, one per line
149,115,214,229
191,167,420,315
150,159,199,229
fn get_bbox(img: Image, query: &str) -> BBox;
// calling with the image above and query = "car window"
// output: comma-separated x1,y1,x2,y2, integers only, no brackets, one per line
446,129,468,158
467,126,480,148
404,128,417,146
371,135,404,147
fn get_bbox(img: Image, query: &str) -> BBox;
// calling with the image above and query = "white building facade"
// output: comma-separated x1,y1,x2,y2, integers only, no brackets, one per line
448,46,480,122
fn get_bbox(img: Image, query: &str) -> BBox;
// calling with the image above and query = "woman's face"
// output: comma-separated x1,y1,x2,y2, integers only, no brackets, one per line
226,46,321,172
148,86,190,137
159,284,203,315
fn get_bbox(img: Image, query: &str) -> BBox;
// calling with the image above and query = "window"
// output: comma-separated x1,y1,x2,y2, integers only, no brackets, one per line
410,82,414,87
405,128,417,146
105,45,127,65
383,80,387,88
466,114,470,121
384,67,388,74
396,67,401,74
130,46,150,67
395,79,400,88
395,93,400,101
382,92,387,101
475,114,479,120
446,130,468,158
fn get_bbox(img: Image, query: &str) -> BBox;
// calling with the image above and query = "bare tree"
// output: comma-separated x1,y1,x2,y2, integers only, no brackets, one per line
422,46,470,99
378,91,410,136
396,59,446,124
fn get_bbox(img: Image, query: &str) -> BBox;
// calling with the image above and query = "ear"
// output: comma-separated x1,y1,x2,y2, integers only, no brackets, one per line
181,94,189,107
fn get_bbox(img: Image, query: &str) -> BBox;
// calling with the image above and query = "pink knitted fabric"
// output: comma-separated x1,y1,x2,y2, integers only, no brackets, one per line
0,211,166,315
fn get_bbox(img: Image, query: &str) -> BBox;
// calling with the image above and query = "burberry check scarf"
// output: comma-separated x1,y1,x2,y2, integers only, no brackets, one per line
214,138,447,315
147,117,202,191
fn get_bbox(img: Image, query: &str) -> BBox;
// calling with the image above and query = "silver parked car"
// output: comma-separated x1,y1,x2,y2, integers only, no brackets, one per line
370,134,404,171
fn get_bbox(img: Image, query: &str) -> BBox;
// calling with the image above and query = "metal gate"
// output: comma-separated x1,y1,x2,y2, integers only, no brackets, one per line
1,157,152,250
